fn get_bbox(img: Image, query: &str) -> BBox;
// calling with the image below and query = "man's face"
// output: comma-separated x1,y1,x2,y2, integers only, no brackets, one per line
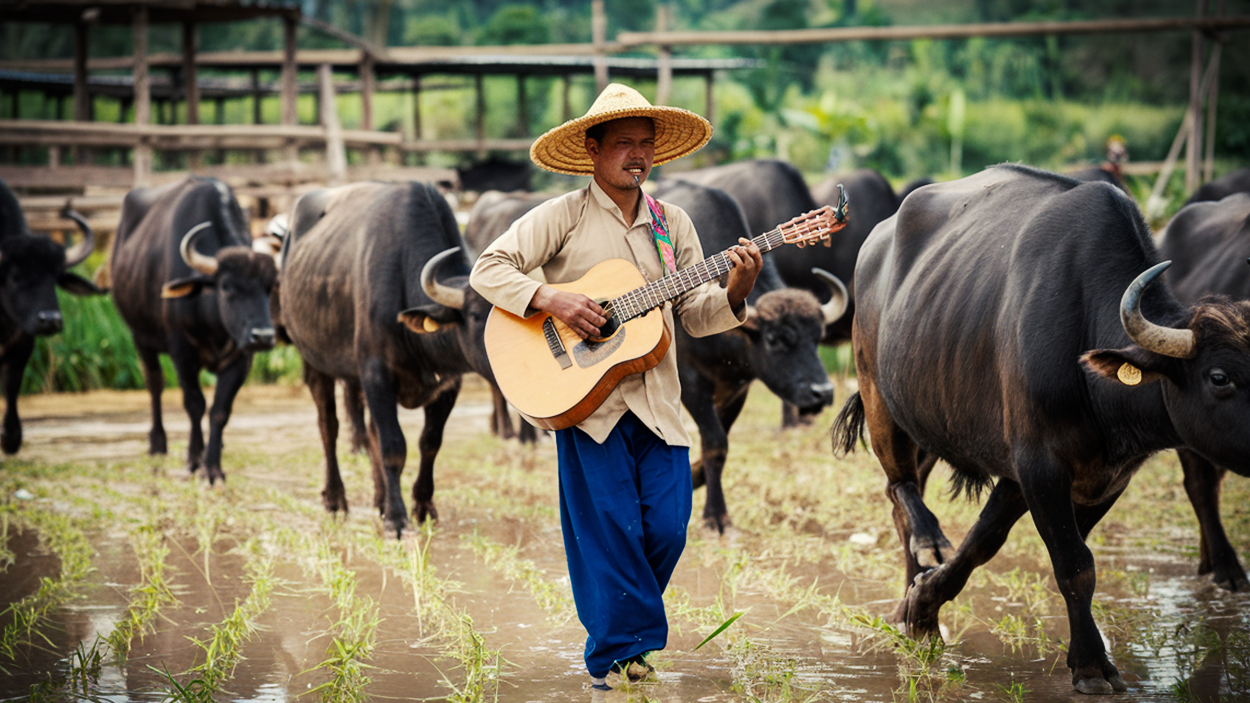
586,117,656,192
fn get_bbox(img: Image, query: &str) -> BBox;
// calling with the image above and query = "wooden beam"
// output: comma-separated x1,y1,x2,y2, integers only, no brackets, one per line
617,15,1250,47
1186,0,1208,192
132,6,151,187
0,120,402,149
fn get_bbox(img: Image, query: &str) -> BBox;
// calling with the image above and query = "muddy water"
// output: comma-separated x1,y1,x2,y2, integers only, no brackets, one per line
3,380,1250,701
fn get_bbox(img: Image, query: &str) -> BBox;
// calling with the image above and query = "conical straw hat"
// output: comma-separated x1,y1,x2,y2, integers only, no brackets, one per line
529,83,712,176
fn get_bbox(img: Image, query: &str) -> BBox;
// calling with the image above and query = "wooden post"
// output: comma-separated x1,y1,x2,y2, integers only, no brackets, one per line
516,73,529,137
183,21,201,169
133,6,151,187
656,4,673,106
281,13,299,163
251,69,262,124
1205,0,1227,183
562,74,572,121
412,73,422,140
1186,0,1208,192
475,73,486,158
214,96,226,164
319,63,346,185
74,21,89,164
361,53,379,164
592,0,608,92
704,71,715,128
48,145,60,169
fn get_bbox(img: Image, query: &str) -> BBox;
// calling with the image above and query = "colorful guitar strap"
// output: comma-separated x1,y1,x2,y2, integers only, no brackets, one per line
643,192,678,276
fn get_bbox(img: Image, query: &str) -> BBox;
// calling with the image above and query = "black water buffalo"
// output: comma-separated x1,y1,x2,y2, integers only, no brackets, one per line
110,176,278,482
1156,192,1250,591
833,164,1250,694
1068,164,1129,193
280,181,495,534
653,179,847,531
458,157,532,194
673,159,817,242
462,190,551,443
1185,167,1250,206
0,182,102,453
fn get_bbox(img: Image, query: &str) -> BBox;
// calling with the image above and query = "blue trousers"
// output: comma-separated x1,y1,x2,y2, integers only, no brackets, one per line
556,411,692,678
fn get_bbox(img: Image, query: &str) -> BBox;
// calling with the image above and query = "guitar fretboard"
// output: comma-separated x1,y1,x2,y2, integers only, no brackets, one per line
602,226,790,324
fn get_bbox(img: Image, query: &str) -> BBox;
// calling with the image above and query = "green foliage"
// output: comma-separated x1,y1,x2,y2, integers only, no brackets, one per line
476,4,550,45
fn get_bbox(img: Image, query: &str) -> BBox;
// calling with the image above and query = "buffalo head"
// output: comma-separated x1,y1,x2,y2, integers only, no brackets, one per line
0,205,102,337
1083,260,1250,473
397,247,495,381
739,268,848,414
161,221,278,353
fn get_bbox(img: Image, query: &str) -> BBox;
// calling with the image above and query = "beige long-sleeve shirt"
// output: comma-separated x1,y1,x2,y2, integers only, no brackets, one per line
470,180,745,445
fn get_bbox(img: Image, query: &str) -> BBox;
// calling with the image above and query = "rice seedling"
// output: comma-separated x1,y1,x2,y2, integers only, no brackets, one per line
306,540,380,703
996,677,1028,703
0,505,95,663
162,542,275,699
725,636,827,703
462,531,575,623
106,521,179,661
62,635,107,698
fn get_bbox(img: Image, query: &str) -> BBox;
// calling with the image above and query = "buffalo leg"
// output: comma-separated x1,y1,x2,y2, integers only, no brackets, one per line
0,336,33,455
683,372,737,533
201,353,251,484
364,417,387,515
360,358,408,536
169,338,206,474
896,477,1029,636
412,379,460,524
138,346,166,455
1178,448,1247,591
489,381,515,440
860,375,951,585
307,366,347,513
1016,449,1127,695
342,378,368,455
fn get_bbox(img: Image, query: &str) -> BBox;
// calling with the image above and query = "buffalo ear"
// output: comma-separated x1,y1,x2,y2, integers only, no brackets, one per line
161,275,214,299
58,271,104,296
398,305,458,334
1081,347,1166,387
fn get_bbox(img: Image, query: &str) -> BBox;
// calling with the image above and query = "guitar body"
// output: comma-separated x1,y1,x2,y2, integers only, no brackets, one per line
485,258,671,430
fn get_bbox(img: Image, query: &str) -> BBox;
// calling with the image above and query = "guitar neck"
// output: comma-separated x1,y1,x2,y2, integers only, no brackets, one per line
605,226,788,324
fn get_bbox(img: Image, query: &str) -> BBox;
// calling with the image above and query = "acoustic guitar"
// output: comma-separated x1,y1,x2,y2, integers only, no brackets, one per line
484,189,849,431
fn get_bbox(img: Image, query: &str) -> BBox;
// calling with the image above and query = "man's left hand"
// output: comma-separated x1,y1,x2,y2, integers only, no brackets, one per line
725,237,763,310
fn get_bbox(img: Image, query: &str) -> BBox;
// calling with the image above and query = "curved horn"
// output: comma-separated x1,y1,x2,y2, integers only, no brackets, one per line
421,247,465,310
812,268,849,325
179,221,219,276
59,202,95,268
1120,260,1195,359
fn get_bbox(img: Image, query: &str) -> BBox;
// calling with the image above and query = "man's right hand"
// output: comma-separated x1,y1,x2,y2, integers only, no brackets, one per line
531,285,606,339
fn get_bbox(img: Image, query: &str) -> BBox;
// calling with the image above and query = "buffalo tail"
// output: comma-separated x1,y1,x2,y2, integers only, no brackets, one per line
831,391,866,457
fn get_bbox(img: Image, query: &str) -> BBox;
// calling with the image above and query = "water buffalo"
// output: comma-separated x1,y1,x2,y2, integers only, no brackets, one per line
0,182,102,454
279,181,495,535
458,157,532,194
110,176,278,483
1184,167,1250,206
1156,192,1250,591
833,164,1250,694
653,179,847,532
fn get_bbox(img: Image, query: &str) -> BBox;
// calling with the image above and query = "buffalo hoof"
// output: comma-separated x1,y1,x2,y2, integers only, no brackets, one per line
206,467,225,485
414,501,439,524
2,430,20,455
1211,566,1250,592
322,489,349,513
149,430,167,455
703,514,731,534
891,568,943,639
909,533,952,570
1073,670,1127,695
383,514,408,539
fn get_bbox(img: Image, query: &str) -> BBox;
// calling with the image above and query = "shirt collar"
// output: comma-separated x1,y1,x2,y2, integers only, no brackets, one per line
589,179,653,230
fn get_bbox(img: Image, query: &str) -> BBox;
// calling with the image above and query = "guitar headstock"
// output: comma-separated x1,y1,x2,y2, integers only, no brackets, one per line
780,184,850,248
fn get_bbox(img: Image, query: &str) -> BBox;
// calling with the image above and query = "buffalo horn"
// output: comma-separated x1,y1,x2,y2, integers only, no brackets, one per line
421,248,465,310
60,204,95,268
180,221,219,276
812,268,849,325
1119,260,1195,359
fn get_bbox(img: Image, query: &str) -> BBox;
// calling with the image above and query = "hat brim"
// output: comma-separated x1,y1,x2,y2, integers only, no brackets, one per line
529,106,712,176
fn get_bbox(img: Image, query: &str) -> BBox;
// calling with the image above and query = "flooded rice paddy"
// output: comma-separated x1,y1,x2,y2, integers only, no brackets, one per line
2,376,1250,702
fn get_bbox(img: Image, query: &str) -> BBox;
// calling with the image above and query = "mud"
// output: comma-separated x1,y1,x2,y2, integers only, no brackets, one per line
3,379,1250,702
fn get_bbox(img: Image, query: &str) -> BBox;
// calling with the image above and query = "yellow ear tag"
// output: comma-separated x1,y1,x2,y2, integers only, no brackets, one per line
1117,362,1142,386
422,317,440,332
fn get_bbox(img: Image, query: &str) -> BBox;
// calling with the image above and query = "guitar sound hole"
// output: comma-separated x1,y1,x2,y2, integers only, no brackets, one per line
595,315,620,340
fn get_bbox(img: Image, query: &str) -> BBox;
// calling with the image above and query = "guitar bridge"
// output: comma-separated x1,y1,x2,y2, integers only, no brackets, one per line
543,317,572,370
